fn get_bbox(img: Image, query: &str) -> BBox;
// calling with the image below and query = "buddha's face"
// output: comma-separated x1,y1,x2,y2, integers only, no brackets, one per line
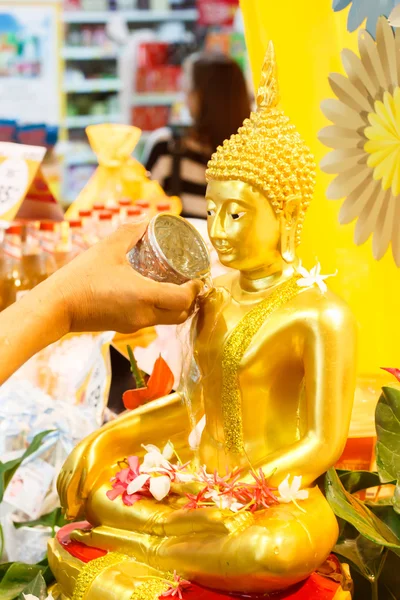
206,180,281,272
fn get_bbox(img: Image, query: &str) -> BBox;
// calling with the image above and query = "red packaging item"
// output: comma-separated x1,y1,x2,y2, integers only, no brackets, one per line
137,42,169,68
198,0,238,26
135,66,182,93
131,106,169,131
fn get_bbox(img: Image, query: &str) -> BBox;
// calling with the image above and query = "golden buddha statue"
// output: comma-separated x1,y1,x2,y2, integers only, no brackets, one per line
50,45,356,600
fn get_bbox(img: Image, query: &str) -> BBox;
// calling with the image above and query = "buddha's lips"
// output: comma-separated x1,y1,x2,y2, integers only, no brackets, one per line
56,524,343,599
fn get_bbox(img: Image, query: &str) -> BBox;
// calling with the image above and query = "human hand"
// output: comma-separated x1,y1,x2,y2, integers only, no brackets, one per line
49,220,203,334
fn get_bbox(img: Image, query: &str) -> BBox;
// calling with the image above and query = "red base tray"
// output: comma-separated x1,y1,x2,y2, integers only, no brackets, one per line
57,523,343,600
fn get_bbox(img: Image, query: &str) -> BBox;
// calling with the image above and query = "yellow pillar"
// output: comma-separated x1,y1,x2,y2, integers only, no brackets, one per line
240,0,399,377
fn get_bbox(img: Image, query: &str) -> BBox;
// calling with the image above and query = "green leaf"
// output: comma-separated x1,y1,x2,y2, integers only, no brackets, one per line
368,504,400,540
339,471,387,494
325,468,400,550
17,572,47,600
127,344,145,389
375,386,400,484
334,520,388,582
0,563,46,600
0,430,53,502
13,508,68,535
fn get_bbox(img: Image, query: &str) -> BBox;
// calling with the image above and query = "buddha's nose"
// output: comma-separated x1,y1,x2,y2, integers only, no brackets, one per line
209,213,227,241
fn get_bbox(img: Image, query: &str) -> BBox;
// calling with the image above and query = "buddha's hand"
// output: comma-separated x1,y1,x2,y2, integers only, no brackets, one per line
57,434,93,520
49,219,203,335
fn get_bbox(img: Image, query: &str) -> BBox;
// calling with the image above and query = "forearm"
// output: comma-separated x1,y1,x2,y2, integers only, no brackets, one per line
250,434,333,488
0,277,70,385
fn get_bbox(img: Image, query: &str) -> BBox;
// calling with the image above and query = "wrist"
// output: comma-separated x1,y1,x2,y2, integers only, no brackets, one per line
29,274,72,343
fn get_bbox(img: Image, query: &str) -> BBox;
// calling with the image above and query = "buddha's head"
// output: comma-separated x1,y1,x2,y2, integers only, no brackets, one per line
205,43,316,274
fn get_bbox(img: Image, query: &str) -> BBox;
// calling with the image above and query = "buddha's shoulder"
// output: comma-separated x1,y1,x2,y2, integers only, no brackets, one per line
293,285,356,328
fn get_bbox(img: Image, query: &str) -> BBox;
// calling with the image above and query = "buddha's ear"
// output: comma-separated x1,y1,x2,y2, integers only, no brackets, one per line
279,195,300,263
282,195,301,228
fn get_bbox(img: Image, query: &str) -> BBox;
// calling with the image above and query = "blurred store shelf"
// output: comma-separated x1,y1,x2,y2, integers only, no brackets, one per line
63,9,198,24
64,78,122,93
62,46,119,60
64,114,122,128
131,93,181,106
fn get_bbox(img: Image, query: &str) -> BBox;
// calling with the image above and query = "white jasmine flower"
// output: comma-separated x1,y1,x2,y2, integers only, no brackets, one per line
208,490,245,513
278,475,309,505
140,442,175,473
149,475,171,501
296,261,337,294
23,594,54,600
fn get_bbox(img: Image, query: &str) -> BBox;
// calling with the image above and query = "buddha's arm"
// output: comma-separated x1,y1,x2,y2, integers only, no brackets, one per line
253,299,357,488
59,392,189,519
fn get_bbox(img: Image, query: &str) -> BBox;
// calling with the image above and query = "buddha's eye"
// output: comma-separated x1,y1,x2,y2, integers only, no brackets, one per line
231,212,245,221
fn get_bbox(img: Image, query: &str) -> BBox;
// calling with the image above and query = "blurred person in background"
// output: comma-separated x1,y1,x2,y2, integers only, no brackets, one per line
143,52,251,218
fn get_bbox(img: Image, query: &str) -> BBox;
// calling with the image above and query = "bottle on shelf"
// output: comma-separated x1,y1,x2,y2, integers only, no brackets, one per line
18,223,52,299
108,206,121,229
118,198,132,222
156,201,171,213
124,207,143,223
79,209,98,246
93,203,106,221
38,222,59,277
1,225,23,309
136,200,150,216
69,219,87,257
97,212,114,239
54,221,73,269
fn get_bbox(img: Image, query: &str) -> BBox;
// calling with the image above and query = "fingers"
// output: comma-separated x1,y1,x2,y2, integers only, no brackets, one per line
108,218,149,252
152,279,204,312
152,308,191,326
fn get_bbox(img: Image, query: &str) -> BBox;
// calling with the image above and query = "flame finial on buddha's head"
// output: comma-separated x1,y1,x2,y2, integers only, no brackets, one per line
206,42,316,244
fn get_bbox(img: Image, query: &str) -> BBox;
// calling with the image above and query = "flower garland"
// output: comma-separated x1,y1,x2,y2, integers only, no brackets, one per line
106,442,309,513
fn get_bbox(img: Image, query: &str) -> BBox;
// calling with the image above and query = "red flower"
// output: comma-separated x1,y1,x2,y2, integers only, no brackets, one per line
381,367,400,382
123,355,174,410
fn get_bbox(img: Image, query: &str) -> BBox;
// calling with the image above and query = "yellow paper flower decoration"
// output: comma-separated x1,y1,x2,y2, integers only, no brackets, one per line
365,88,400,196
319,16,400,266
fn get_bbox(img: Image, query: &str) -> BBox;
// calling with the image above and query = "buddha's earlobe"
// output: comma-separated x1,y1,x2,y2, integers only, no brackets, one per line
280,196,300,263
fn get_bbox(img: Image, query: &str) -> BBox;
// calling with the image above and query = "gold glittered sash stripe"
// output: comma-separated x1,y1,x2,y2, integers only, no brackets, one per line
130,577,172,600
72,552,129,600
221,276,300,453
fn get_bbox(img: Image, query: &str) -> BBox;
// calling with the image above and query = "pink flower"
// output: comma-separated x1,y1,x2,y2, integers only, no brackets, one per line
106,456,151,507
161,572,191,599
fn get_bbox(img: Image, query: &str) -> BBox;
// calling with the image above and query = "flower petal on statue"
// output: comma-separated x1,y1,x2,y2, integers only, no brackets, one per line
123,356,174,410
127,456,140,474
277,475,291,502
142,444,161,454
147,355,174,399
127,473,150,495
149,475,171,501
188,415,206,450
296,490,310,501
163,441,175,460
122,386,152,410
106,485,126,501
140,450,171,473
122,491,142,506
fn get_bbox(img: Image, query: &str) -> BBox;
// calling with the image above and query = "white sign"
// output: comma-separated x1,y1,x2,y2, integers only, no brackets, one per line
0,1,61,126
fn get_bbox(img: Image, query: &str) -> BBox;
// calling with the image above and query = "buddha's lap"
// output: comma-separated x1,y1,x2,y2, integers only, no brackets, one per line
83,485,338,570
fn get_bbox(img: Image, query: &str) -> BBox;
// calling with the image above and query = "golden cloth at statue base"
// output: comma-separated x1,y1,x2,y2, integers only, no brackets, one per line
49,522,351,600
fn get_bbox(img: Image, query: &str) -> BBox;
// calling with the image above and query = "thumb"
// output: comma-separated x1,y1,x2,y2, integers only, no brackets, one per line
111,217,149,252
